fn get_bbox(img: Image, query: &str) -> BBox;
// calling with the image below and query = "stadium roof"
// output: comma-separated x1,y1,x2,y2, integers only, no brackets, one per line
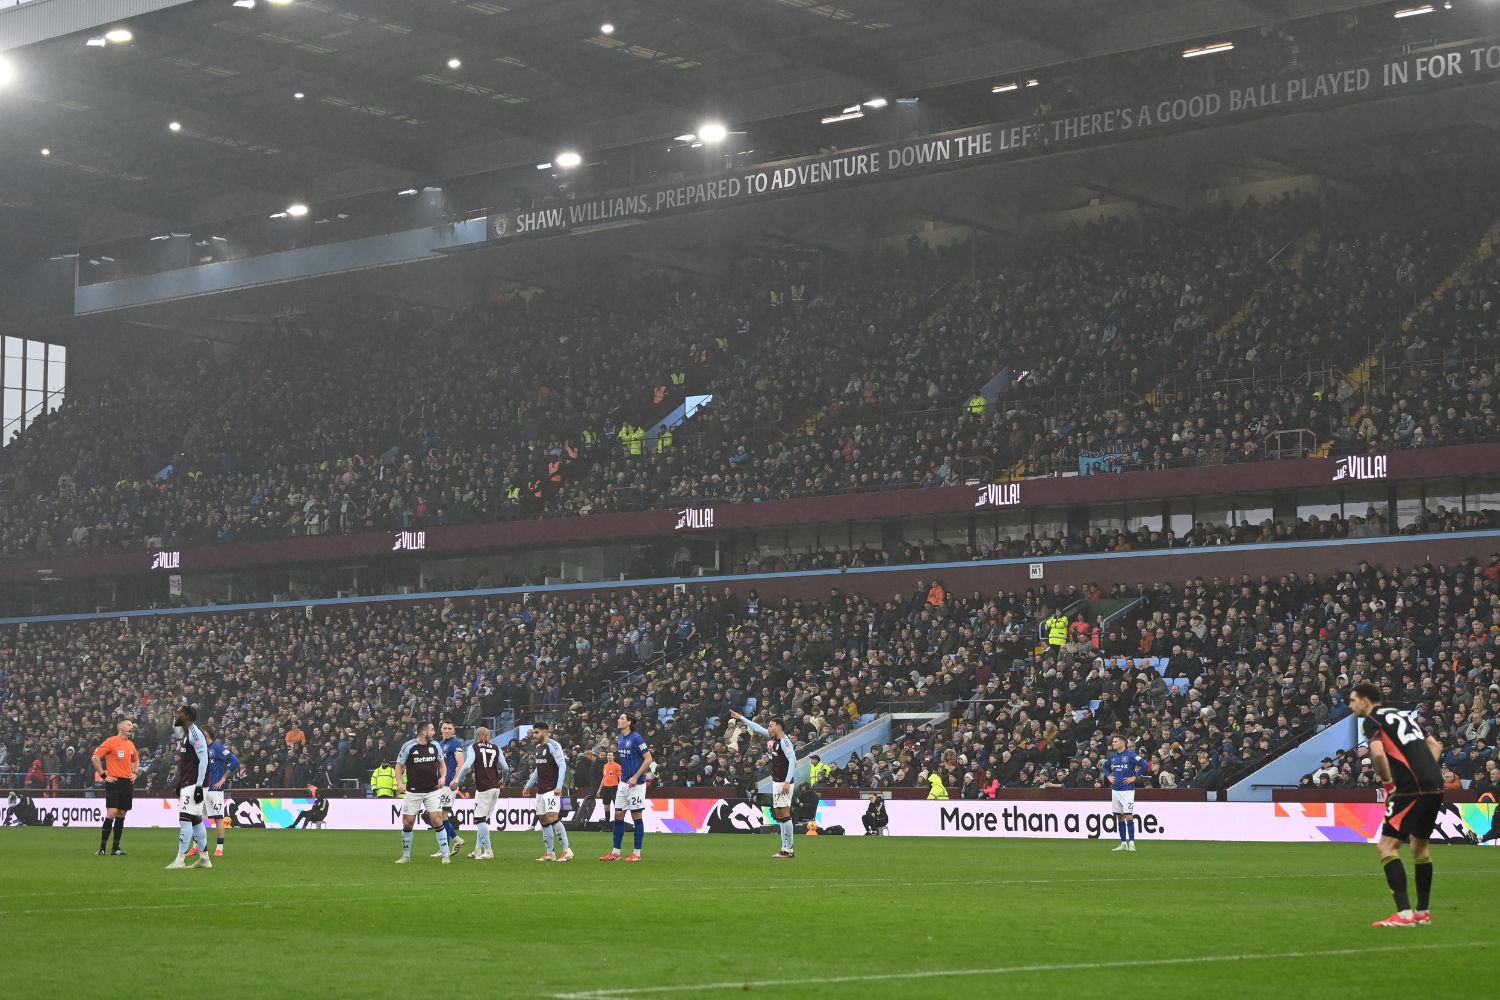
0,0,1372,256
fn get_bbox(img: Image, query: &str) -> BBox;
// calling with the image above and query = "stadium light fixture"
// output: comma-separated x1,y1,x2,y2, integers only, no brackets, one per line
863,97,888,109
1182,41,1234,58
149,235,170,241
554,150,583,169
233,0,256,8
40,148,50,156
269,211,288,219
1025,79,1039,87
286,203,309,217
601,22,615,34
992,82,1019,93
211,236,227,242
697,121,729,144
100,256,115,262
397,188,419,196
168,121,182,132
1393,4,1435,16
674,133,696,142
87,36,109,47
266,0,294,5
105,28,134,43
0,56,15,88
447,58,462,69
895,97,919,104
293,91,305,100
535,161,553,170
821,110,863,124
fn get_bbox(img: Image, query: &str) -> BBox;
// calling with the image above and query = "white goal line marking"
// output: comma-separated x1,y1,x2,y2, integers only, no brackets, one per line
548,942,1490,998
10,867,1500,906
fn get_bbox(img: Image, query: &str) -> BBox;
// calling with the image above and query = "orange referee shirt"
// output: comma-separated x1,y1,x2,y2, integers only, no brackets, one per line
93,736,138,780
601,762,622,788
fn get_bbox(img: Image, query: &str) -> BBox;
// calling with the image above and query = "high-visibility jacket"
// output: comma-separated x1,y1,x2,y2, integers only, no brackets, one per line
371,764,397,798
1045,614,1069,647
927,774,949,800
966,394,988,417
627,427,645,456
656,429,673,453
505,486,521,504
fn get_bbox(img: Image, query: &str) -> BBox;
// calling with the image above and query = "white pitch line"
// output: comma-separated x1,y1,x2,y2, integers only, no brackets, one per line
0,900,276,916
11,867,1500,903
547,942,1490,999
0,869,1382,902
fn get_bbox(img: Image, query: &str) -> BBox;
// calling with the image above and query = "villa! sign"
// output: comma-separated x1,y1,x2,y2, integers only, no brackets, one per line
1332,455,1388,483
674,508,715,531
975,483,1023,508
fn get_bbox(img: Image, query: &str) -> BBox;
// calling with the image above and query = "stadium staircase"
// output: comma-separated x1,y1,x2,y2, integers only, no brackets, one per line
754,709,949,792
1313,211,1500,457
1225,716,1361,801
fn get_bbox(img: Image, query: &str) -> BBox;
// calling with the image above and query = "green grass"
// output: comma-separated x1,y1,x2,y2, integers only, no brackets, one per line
0,829,1492,998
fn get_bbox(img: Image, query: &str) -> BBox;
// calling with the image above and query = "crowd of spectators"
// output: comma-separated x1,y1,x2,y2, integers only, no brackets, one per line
3,551,1497,803
4,173,1500,565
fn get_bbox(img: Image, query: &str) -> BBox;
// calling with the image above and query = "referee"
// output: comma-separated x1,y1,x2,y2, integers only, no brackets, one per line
91,719,139,856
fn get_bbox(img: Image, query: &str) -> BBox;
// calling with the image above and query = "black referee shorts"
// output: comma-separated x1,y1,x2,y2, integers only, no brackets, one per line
1382,791,1441,843
104,779,134,813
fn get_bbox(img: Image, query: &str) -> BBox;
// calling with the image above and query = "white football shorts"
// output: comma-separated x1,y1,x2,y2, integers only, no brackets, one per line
1111,790,1136,815
771,782,793,810
401,790,446,817
613,783,648,812
177,787,206,818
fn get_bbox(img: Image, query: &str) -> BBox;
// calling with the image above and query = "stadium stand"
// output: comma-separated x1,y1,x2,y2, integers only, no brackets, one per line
3,176,1499,567
3,551,1496,797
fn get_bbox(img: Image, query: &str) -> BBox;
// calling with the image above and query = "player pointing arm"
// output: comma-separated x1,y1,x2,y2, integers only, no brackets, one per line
732,710,799,859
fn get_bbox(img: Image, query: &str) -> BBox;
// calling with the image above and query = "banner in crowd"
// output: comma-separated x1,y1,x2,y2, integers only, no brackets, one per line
1077,444,1137,477
488,42,1500,244
5,793,1496,845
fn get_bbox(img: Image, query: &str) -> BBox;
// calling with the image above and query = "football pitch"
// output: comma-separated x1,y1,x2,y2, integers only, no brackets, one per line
0,830,1492,999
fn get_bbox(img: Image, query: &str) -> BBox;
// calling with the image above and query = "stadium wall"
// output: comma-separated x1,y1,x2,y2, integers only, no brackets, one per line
2,527,1497,627
6,794,1493,845
0,441,1496,588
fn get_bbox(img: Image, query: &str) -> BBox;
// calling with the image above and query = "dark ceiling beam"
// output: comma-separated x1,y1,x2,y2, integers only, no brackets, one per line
10,169,185,230
50,50,441,182
353,0,694,111
631,0,899,93
1235,0,1289,22
145,14,559,154
945,0,1083,60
